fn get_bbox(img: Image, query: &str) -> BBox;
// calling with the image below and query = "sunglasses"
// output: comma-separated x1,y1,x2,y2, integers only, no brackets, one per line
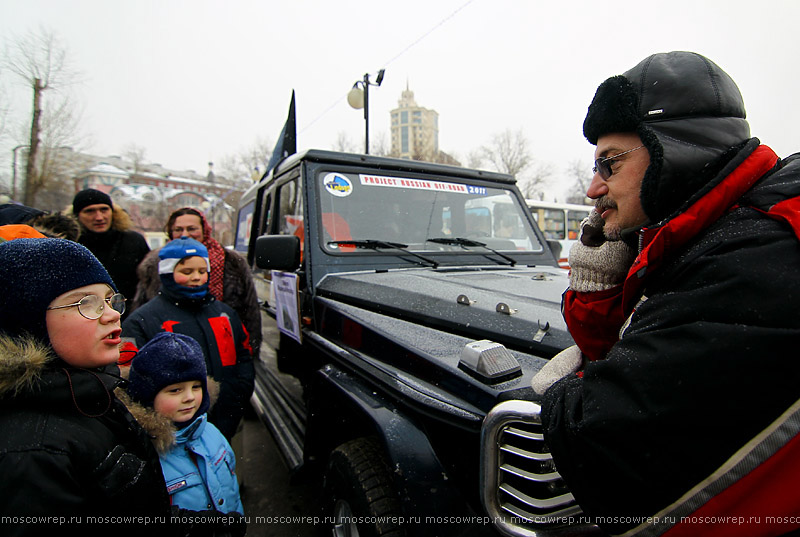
592,145,645,180
47,293,126,320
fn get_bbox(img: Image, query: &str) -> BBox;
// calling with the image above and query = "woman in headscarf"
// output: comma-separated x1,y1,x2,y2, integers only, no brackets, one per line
131,208,261,360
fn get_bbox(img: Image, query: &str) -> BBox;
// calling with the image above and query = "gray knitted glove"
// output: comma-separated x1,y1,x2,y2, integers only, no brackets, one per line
531,345,583,395
568,210,636,292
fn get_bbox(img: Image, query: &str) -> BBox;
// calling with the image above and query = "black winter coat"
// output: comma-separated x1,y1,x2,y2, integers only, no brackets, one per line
121,289,255,440
78,208,150,316
544,145,800,536
131,247,262,358
0,335,172,536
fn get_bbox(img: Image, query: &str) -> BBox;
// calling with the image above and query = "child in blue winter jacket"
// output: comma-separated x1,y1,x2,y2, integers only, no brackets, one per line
122,237,254,441
125,331,243,514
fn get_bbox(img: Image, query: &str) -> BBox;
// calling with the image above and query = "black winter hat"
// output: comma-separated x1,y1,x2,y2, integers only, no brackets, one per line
0,238,116,342
72,188,113,214
0,203,45,225
127,332,210,419
583,51,751,223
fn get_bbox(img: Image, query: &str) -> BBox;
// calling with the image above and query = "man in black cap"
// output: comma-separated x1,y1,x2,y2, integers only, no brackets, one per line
72,188,150,317
531,52,800,536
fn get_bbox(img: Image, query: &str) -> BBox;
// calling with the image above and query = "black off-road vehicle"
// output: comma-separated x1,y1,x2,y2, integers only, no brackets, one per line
234,150,598,537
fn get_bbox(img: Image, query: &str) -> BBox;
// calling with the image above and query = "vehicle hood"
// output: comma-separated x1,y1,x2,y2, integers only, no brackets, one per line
315,265,573,356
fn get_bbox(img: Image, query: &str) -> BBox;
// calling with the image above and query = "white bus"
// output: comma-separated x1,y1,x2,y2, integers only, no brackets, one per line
526,200,594,269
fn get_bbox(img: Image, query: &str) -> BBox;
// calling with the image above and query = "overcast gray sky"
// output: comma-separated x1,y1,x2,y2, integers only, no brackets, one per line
1,0,798,201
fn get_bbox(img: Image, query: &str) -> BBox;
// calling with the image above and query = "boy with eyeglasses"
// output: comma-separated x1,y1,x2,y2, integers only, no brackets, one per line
530,51,800,536
0,237,172,534
121,237,254,442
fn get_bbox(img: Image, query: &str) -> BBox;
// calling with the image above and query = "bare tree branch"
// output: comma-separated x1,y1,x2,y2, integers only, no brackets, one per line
480,128,531,177
123,143,147,173
476,128,554,199
518,161,555,199
332,131,358,153
4,26,83,91
369,131,390,157
465,149,484,169
218,136,274,182
0,79,9,141
28,95,86,209
564,158,592,205
3,26,82,205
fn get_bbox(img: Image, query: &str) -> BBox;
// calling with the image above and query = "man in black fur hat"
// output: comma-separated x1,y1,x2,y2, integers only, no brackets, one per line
531,51,800,536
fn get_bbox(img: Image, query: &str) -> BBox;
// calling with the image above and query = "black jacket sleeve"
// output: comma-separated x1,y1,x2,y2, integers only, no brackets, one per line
542,210,800,534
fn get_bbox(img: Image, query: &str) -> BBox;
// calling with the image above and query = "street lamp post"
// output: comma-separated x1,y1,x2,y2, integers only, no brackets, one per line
11,145,29,201
347,69,385,154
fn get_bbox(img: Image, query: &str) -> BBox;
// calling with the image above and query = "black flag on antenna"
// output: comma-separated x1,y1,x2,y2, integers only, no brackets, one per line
265,90,297,176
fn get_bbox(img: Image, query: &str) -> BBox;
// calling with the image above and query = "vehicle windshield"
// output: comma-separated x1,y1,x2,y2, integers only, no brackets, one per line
317,171,543,254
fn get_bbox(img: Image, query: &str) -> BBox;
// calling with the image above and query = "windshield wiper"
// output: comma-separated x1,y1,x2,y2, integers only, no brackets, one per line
328,239,439,268
426,237,517,266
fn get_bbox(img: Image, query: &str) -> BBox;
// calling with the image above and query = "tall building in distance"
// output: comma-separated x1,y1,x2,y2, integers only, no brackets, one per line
390,84,460,165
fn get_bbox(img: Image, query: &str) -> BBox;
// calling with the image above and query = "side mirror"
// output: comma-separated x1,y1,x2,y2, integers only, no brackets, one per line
255,235,300,271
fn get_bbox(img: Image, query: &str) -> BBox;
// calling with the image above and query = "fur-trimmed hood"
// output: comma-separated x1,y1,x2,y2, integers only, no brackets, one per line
115,388,177,454
0,334,121,418
109,206,135,233
0,203,81,240
0,334,54,398
0,334,219,455
116,367,221,455
0,335,176,521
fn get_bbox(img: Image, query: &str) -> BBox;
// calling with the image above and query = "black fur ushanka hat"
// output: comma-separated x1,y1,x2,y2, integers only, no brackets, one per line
583,51,751,224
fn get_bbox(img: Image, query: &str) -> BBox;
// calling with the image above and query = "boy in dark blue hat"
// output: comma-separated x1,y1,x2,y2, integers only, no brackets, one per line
0,238,174,530
121,237,254,441
125,332,243,515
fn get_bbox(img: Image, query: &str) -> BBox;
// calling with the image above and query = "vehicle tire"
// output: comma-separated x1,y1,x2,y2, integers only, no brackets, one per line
325,437,405,537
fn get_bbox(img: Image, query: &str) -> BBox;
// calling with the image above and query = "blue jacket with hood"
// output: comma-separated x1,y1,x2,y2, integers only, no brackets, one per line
160,414,243,514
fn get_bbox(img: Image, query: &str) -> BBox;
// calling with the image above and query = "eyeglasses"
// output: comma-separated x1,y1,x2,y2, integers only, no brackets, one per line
172,226,202,236
592,145,645,180
47,293,126,320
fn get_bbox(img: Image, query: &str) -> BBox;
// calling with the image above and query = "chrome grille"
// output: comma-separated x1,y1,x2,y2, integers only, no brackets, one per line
481,400,600,537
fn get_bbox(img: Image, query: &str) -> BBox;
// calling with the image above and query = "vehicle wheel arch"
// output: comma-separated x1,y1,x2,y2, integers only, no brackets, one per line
305,365,471,523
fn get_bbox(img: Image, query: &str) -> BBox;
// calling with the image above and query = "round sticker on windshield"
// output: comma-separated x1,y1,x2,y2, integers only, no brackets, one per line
323,173,353,197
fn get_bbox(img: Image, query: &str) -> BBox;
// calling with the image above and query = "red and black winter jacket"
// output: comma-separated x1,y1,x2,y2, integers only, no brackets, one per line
543,142,800,536
121,290,254,441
